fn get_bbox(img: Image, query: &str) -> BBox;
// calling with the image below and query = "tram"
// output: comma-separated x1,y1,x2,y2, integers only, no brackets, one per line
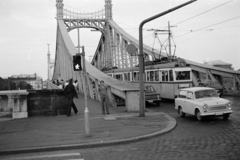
103,58,193,99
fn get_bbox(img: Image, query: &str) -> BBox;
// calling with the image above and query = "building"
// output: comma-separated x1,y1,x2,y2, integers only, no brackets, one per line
204,60,233,70
9,73,42,90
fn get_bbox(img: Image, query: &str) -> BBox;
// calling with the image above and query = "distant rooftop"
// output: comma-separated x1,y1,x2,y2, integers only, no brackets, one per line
10,73,38,79
204,60,232,66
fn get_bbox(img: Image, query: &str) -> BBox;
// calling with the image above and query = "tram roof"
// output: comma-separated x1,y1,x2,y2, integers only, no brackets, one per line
103,61,190,73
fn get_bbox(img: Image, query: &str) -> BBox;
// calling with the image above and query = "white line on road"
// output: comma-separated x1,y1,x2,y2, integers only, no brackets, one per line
2,152,82,160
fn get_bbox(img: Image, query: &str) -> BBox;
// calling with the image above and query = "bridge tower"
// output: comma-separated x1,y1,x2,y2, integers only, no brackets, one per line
55,0,114,70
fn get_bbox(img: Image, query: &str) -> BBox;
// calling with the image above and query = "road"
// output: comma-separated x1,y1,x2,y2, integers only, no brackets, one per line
1,96,240,160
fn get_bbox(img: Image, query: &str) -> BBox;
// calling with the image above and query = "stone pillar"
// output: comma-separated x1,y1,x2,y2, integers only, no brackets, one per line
12,93,29,119
0,90,29,119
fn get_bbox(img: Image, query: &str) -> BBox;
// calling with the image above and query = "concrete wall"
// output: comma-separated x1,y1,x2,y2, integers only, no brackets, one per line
27,90,70,116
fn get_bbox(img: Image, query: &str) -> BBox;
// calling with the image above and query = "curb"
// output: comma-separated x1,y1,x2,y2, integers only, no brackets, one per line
0,113,177,156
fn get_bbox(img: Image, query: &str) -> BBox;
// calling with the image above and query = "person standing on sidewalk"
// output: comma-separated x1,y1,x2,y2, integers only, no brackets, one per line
99,80,109,114
64,78,78,117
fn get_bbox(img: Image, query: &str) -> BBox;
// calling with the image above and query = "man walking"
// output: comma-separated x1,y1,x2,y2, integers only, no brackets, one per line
99,80,109,114
64,79,78,116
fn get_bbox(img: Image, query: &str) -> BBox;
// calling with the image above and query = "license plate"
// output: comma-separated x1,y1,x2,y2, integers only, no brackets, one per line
215,112,223,116
148,100,153,103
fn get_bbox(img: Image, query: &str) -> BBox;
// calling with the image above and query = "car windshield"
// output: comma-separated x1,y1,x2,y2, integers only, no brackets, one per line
195,89,219,99
145,86,155,93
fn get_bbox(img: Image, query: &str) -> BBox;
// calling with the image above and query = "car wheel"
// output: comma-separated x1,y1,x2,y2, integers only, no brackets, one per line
195,109,203,121
155,101,160,106
223,114,230,120
178,107,185,118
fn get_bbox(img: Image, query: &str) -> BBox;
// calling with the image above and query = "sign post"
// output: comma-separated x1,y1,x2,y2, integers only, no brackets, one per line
75,26,90,136
75,47,90,137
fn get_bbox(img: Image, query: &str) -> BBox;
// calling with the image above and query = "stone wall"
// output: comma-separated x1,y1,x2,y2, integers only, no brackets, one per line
27,90,70,116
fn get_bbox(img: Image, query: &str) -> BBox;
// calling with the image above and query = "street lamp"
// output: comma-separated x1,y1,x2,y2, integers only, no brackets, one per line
138,0,197,117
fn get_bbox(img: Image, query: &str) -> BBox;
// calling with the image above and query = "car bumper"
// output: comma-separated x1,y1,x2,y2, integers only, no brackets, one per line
146,99,161,103
201,110,233,116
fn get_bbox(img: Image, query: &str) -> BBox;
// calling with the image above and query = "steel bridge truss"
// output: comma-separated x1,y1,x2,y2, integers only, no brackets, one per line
52,0,240,107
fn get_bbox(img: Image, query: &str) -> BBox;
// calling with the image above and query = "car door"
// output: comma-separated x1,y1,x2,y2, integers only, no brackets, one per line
184,91,195,115
176,90,187,111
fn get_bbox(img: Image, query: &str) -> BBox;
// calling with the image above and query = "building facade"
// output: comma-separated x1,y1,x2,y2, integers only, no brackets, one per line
9,73,42,90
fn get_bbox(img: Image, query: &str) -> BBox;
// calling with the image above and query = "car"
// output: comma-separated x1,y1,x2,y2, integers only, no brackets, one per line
175,87,232,121
198,81,223,97
145,85,161,106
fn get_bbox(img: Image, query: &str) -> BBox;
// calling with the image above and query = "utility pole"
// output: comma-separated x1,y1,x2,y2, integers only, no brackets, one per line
138,0,197,117
168,21,172,62
47,44,50,80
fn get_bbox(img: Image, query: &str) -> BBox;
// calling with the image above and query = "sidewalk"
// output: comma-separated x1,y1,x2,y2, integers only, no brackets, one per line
0,94,176,155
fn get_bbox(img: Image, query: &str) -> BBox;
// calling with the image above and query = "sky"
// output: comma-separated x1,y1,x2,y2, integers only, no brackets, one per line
0,0,239,80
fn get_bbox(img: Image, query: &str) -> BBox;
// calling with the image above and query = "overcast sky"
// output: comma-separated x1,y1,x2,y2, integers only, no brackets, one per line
0,0,239,80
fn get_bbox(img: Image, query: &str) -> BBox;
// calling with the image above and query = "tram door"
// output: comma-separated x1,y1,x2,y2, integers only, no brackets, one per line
159,70,174,99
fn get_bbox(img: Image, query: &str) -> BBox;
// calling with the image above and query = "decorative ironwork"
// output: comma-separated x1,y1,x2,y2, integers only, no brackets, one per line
63,9,105,19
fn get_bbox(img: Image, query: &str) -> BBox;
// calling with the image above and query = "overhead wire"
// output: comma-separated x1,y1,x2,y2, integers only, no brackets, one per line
174,15,240,38
173,0,234,26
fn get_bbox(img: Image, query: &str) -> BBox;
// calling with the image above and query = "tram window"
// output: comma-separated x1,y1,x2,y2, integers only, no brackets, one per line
115,74,123,81
162,71,168,82
123,73,131,81
123,73,128,81
155,70,159,81
146,72,150,82
150,71,154,81
127,73,131,81
107,73,113,77
176,71,191,80
169,70,173,81
133,72,139,81
136,72,139,81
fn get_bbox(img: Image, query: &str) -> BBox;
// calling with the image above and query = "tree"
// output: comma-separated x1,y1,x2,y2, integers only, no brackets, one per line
18,81,32,90
0,77,8,90
9,81,17,90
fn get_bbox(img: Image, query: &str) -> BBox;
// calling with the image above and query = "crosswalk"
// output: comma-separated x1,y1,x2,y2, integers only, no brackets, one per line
1,152,84,160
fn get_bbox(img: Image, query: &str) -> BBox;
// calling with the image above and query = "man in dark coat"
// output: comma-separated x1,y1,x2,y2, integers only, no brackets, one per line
64,79,78,116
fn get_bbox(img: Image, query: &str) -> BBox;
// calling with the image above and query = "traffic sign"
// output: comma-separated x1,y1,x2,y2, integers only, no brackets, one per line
126,44,137,56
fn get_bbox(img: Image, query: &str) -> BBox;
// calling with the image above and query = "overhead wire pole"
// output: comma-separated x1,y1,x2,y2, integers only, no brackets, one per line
168,21,172,62
138,0,197,117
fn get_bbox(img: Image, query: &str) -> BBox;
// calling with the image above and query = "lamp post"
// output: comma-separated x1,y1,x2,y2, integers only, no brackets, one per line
138,0,197,117
77,27,90,136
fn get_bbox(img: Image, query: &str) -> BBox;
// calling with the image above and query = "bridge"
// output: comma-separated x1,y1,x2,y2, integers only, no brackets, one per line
50,0,240,111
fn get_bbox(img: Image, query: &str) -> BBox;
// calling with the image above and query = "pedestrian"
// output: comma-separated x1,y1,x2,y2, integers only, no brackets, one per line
64,79,69,89
73,80,79,92
98,80,109,114
56,79,60,86
64,78,78,116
